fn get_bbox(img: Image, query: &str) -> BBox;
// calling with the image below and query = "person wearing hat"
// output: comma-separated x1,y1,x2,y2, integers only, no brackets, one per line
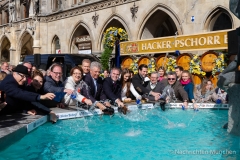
0,65,55,115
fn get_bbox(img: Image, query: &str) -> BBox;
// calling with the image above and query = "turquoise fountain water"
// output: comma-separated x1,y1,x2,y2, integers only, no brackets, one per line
0,109,239,160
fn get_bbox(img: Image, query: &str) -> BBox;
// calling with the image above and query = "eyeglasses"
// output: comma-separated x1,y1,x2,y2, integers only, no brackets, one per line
17,72,27,79
73,73,82,76
168,78,176,81
52,72,63,75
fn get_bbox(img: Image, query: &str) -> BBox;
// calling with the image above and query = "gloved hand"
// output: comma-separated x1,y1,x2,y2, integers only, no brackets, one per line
102,107,114,115
159,98,166,111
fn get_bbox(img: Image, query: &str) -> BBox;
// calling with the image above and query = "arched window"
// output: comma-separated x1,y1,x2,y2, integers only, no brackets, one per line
212,13,232,31
141,10,177,39
204,7,233,31
73,0,77,4
1,37,11,62
52,0,60,11
20,3,29,19
52,36,61,54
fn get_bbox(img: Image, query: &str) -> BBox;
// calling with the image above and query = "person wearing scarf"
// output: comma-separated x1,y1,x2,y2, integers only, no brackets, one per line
180,70,198,109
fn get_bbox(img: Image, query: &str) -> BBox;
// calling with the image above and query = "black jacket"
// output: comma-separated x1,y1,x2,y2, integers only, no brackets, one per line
82,73,107,103
0,75,40,115
132,74,150,95
26,84,51,114
103,77,122,103
43,76,64,93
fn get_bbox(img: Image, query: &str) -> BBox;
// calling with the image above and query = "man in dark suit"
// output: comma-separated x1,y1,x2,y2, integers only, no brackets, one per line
82,59,91,76
143,72,166,101
82,62,112,111
132,64,160,99
103,67,124,107
0,65,55,115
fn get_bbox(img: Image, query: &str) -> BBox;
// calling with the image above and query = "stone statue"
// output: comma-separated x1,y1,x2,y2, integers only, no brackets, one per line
218,0,240,91
34,0,39,15
8,0,15,23
229,0,240,19
217,55,238,91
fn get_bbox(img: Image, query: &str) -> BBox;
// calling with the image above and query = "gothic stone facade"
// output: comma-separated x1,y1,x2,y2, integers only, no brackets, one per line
0,0,239,65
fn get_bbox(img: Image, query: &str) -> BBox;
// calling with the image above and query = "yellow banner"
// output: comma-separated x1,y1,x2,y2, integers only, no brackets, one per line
120,30,231,55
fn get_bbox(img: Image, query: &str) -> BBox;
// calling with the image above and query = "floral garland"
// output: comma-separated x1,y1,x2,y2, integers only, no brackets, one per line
148,57,156,73
129,57,139,74
101,27,128,70
189,55,206,77
99,73,104,79
212,53,227,76
166,57,177,73
102,27,128,49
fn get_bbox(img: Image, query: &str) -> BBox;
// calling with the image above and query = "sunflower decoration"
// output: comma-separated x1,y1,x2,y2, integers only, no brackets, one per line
148,57,156,73
102,27,128,49
129,57,139,74
212,53,227,76
189,55,206,77
166,57,177,73
99,72,104,79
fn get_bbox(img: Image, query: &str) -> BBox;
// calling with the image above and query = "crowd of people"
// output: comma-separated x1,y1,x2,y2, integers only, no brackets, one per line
0,60,228,122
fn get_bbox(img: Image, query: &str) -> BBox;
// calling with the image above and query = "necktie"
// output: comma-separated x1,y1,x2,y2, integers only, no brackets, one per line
113,82,117,90
94,79,97,96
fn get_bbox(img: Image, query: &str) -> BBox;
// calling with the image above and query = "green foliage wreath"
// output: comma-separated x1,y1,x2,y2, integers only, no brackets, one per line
101,27,128,70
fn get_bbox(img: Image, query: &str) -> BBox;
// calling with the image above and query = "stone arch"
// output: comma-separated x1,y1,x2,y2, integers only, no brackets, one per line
52,35,61,54
17,29,34,49
98,14,131,51
0,36,11,62
138,3,183,40
18,31,34,61
203,6,234,31
69,20,93,54
0,34,11,46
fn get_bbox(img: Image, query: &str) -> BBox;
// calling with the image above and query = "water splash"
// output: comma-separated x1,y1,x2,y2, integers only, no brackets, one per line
40,142,57,155
125,129,142,137
164,122,186,129
155,111,187,129
187,111,198,127
124,109,148,122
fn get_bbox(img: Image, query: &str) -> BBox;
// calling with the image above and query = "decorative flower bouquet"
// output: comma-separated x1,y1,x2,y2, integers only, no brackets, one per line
166,57,177,73
129,56,139,74
102,27,128,49
212,53,227,76
189,55,206,77
148,57,156,73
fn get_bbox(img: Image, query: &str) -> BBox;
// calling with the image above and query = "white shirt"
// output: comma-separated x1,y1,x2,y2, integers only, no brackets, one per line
150,82,157,90
121,83,141,101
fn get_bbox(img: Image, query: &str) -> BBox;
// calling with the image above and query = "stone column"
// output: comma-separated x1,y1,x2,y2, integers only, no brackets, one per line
33,20,41,54
9,49,18,65
227,83,240,136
